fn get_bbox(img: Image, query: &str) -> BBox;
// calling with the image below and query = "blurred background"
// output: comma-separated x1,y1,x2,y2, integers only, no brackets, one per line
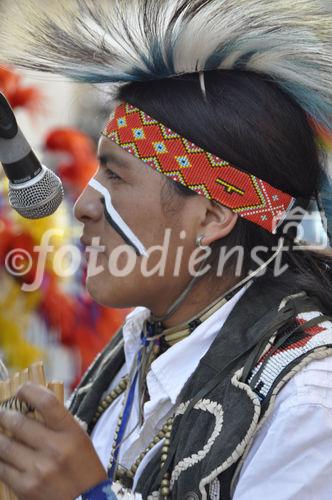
0,64,127,396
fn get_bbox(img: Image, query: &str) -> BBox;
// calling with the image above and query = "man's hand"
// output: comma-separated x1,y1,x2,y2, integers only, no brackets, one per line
0,382,108,500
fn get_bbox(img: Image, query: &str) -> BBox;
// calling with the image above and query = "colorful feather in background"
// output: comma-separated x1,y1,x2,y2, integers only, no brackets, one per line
0,66,126,388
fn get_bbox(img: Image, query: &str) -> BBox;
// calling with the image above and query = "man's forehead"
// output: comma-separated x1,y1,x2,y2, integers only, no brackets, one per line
97,134,113,154
97,136,131,167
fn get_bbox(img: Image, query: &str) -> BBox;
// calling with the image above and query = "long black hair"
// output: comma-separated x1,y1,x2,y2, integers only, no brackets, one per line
117,70,332,311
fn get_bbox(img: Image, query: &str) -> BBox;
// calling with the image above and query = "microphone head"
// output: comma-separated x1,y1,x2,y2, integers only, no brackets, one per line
8,165,64,219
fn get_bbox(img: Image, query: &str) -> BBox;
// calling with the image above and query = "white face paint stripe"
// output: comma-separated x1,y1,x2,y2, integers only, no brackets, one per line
88,178,148,257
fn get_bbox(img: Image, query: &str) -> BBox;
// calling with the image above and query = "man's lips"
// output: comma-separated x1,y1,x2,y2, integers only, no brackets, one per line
80,236,106,251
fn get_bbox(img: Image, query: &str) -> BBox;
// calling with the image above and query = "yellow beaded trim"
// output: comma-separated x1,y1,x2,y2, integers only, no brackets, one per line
113,416,174,495
91,376,129,425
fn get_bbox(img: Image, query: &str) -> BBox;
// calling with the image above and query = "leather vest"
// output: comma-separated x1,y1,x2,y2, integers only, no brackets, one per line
69,273,332,499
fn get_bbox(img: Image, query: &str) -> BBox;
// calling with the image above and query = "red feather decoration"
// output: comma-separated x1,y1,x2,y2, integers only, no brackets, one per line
45,128,98,196
0,65,44,113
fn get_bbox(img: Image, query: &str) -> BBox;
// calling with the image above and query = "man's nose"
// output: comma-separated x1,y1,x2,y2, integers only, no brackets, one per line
73,184,103,223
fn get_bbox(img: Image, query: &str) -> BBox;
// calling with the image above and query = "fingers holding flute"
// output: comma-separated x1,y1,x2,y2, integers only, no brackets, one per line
0,382,107,500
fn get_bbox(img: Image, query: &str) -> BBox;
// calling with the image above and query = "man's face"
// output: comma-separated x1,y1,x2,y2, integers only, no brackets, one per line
74,135,202,312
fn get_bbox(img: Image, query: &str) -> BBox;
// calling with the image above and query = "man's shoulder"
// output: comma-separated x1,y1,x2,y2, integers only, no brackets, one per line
246,293,332,404
274,352,332,412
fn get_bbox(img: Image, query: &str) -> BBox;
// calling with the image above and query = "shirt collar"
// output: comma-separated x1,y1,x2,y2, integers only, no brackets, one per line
122,285,249,405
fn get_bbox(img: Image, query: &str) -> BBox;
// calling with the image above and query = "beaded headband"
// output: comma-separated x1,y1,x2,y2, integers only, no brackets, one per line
103,102,295,233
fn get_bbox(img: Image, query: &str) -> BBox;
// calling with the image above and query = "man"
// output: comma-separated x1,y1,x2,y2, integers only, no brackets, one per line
0,1,331,499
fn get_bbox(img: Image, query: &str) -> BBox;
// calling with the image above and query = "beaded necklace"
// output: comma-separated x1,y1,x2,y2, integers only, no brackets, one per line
91,290,240,497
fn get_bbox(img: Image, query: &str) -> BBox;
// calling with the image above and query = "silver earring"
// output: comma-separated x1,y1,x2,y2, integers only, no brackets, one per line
196,234,207,248
199,71,207,102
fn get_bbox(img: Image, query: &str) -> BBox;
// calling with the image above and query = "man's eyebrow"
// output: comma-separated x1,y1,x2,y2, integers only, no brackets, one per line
97,152,129,169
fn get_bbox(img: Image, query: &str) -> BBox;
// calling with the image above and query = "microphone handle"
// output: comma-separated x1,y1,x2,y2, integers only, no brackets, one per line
2,151,43,185
0,92,44,185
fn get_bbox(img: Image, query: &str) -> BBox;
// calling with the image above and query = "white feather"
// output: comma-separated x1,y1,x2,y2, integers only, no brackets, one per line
0,0,331,130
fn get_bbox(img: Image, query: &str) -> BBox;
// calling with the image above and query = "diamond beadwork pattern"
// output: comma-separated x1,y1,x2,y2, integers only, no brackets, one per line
103,103,295,233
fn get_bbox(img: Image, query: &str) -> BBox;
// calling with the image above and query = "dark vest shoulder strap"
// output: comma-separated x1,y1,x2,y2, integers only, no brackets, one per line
68,326,125,425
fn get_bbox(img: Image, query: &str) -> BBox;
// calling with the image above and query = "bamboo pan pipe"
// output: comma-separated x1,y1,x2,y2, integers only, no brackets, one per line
0,362,64,500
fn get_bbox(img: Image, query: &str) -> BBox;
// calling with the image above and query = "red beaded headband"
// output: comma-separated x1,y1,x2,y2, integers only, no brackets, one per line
103,102,295,233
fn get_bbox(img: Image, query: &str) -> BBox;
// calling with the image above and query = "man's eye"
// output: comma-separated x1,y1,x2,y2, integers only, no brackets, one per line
105,168,120,180
98,157,121,181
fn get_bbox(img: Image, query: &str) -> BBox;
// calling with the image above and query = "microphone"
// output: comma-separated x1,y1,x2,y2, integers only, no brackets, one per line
0,92,64,219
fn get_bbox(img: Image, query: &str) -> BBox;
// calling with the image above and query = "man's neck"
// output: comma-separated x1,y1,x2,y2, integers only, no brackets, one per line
151,274,240,328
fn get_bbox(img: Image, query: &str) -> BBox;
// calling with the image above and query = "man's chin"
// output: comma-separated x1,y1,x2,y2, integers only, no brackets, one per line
85,277,110,305
85,275,134,309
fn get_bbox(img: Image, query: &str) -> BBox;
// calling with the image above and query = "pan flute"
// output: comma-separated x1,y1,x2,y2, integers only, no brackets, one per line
0,361,64,500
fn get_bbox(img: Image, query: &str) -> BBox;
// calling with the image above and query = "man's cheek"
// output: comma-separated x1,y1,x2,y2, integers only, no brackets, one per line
107,244,139,277
89,178,147,257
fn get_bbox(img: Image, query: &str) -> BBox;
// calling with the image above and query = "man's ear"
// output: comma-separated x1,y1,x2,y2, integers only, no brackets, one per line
200,202,238,246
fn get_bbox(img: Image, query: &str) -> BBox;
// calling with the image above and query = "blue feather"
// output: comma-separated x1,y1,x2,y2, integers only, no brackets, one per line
319,169,332,244
0,0,330,134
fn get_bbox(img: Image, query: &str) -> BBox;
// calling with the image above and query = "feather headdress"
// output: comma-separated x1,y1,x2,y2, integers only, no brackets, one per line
0,0,331,134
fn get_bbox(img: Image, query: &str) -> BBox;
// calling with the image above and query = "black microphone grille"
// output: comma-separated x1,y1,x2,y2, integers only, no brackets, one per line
8,166,64,219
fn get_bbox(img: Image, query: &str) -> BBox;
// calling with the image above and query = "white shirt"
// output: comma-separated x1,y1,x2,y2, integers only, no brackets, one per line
91,289,332,498
233,355,332,499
